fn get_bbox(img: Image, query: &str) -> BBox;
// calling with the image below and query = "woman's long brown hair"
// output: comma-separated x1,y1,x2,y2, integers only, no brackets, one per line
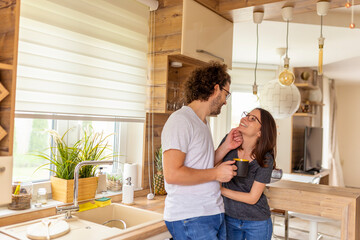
251,108,277,168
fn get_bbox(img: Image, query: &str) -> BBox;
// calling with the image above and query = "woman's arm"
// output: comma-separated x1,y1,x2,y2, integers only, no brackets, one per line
221,181,266,205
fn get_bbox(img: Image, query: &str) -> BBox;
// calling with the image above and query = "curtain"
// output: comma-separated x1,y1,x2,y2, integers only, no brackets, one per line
16,0,149,119
328,79,345,187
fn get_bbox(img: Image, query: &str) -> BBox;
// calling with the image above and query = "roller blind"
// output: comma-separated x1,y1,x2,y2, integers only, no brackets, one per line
16,0,149,119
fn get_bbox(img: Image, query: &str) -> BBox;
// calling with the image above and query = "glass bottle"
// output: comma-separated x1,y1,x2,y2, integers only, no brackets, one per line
37,188,47,205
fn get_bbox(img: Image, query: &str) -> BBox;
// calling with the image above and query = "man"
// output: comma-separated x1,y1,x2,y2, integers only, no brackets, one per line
161,62,242,240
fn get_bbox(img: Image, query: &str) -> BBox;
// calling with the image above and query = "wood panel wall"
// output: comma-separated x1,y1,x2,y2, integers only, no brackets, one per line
142,112,169,189
143,0,208,190
0,0,19,156
142,0,184,190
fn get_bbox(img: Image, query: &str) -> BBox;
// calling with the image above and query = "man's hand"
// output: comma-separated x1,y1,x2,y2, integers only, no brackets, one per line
224,128,243,151
215,160,237,182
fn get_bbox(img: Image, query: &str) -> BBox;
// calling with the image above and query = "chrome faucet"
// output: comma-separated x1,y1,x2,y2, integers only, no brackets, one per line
56,160,113,219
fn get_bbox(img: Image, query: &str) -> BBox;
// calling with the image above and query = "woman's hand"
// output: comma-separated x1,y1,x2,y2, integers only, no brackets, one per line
220,186,230,197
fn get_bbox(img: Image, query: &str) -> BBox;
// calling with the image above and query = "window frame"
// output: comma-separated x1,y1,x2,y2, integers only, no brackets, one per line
13,111,145,183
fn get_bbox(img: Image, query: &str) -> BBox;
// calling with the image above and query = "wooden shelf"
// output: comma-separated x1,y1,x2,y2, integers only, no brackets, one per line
0,63,13,70
295,83,317,90
293,113,316,117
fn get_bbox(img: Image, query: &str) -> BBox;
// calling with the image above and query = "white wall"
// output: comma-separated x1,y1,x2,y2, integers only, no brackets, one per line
336,84,360,188
275,118,292,173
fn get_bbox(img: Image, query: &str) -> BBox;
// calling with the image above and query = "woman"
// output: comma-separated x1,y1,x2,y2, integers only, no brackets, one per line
220,108,277,240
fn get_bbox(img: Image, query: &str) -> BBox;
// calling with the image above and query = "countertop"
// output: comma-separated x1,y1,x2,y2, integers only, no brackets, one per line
0,193,168,240
111,195,167,240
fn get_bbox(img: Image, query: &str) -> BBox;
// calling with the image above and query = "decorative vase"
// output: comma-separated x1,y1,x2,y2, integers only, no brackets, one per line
50,176,98,203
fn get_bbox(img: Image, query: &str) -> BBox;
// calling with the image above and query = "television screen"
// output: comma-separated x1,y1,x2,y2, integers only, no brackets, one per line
303,127,323,172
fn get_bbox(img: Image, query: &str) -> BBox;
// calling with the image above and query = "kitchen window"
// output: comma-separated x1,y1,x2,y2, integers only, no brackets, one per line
230,90,260,128
13,113,144,182
12,0,149,184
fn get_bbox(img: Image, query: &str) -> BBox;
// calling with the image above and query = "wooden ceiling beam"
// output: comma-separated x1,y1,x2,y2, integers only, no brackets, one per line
195,0,360,22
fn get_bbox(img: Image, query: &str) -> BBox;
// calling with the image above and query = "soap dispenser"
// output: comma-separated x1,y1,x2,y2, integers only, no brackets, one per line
122,177,134,205
97,167,107,194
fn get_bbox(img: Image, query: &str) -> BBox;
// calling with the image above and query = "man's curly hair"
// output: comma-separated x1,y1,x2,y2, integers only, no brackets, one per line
185,61,231,104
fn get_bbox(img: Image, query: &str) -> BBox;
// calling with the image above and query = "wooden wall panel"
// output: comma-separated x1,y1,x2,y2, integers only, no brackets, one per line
0,3,16,64
0,70,12,155
0,0,19,157
142,112,170,190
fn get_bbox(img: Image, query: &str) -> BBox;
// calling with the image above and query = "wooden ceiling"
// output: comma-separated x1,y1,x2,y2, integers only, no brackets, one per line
195,0,360,22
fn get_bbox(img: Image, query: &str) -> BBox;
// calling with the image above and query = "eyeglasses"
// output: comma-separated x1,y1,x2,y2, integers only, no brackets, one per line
242,111,262,125
221,88,231,100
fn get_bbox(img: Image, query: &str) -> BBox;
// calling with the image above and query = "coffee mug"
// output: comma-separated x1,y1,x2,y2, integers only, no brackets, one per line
234,158,249,177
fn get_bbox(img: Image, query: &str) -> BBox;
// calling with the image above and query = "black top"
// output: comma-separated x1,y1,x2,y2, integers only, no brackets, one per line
221,142,273,221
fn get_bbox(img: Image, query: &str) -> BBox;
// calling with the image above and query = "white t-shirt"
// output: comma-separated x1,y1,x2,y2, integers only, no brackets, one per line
161,106,224,221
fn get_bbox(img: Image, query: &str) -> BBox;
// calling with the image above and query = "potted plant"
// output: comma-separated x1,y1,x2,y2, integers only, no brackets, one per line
35,127,115,203
153,146,166,195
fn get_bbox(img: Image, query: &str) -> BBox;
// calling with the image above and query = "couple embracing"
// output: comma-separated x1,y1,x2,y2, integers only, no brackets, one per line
161,62,277,240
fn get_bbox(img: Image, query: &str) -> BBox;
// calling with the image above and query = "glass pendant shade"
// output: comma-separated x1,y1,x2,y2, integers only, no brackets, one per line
259,80,300,119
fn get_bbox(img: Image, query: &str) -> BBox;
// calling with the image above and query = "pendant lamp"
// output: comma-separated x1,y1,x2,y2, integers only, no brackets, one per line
278,7,295,86
316,1,330,76
259,48,301,119
252,11,264,96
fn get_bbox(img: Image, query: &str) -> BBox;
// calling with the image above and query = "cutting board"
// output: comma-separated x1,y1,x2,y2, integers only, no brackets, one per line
26,219,70,240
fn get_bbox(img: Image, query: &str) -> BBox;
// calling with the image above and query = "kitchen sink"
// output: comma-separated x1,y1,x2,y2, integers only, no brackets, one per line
73,203,164,230
0,203,164,240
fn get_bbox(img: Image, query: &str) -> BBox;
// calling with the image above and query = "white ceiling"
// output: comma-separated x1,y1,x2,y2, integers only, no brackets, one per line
232,5,360,84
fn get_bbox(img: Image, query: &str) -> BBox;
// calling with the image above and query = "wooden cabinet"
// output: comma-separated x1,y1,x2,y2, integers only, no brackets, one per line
0,0,20,156
147,0,233,114
181,0,233,68
290,67,323,173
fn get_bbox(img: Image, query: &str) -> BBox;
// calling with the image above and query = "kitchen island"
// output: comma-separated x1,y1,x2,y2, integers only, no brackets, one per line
266,180,360,240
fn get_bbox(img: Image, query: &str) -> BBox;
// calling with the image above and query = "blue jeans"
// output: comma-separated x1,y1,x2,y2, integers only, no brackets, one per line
225,215,272,240
165,213,226,240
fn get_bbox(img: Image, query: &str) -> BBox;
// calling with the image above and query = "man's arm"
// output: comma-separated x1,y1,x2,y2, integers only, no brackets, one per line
163,149,236,185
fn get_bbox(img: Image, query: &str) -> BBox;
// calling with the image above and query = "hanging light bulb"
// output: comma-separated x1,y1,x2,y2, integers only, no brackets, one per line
252,11,264,95
345,1,351,8
279,57,295,86
350,0,355,29
316,1,330,76
278,6,295,86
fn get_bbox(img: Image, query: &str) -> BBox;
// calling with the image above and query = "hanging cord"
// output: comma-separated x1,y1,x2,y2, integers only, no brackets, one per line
147,10,155,198
253,23,259,96
151,9,156,197
254,23,259,88
351,0,355,26
320,15,323,38
286,20,289,59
